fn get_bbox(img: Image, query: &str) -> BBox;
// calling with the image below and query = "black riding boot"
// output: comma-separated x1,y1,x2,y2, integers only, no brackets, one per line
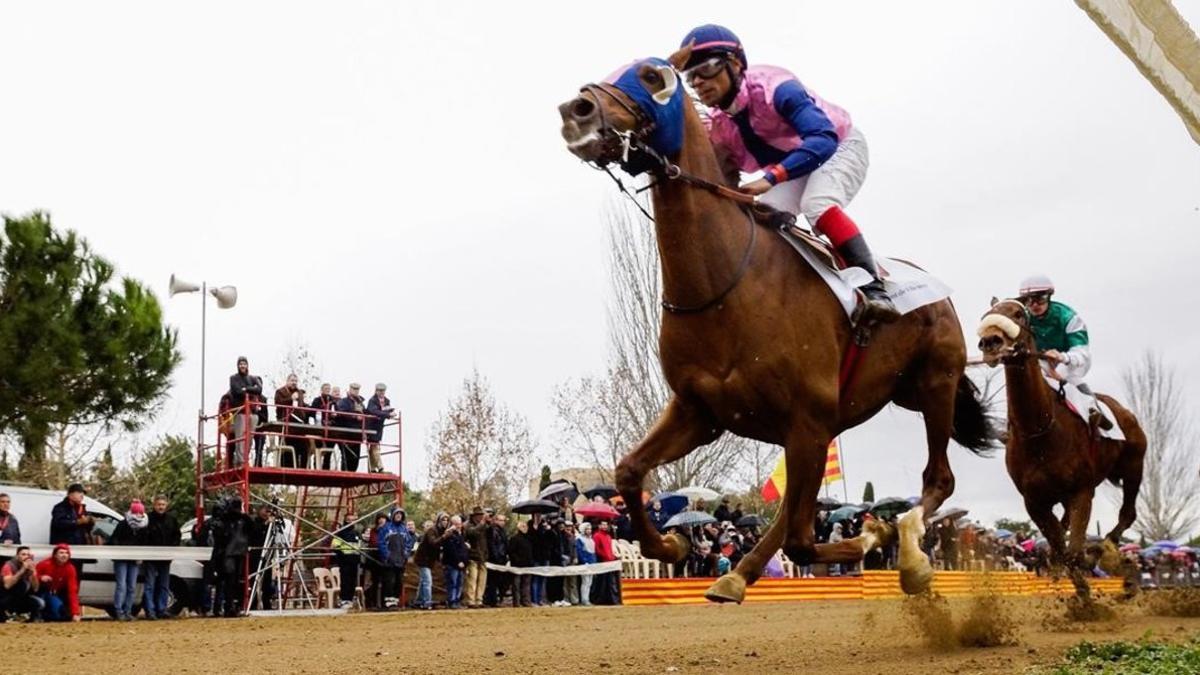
836,236,900,324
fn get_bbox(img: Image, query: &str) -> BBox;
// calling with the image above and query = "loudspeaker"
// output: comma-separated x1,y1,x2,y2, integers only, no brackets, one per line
168,274,201,297
210,285,238,309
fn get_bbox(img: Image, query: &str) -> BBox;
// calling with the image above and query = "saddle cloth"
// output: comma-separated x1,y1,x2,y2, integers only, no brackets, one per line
1042,375,1126,441
777,227,952,319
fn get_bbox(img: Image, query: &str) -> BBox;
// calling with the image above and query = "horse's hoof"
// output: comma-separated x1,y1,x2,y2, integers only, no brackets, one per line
662,532,691,563
1097,540,1122,576
705,574,746,604
900,561,934,595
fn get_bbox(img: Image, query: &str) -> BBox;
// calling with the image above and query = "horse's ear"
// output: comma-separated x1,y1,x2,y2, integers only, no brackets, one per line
990,296,1000,307
668,42,693,72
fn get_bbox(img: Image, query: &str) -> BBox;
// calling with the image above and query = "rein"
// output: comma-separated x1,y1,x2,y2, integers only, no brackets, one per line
578,82,758,314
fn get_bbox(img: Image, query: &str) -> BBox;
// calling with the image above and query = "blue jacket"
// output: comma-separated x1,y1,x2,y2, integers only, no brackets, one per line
49,498,89,546
365,395,393,441
575,536,596,564
377,511,414,568
0,511,20,545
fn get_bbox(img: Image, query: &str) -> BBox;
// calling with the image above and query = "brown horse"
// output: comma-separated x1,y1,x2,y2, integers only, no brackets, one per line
976,299,1146,596
557,51,996,602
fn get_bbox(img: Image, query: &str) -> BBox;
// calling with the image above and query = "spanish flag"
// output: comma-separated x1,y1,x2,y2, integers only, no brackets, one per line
761,439,843,503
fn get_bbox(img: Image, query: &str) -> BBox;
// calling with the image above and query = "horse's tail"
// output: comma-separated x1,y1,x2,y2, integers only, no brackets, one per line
952,375,999,456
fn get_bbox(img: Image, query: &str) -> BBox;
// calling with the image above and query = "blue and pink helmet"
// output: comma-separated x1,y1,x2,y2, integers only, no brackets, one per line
679,24,747,70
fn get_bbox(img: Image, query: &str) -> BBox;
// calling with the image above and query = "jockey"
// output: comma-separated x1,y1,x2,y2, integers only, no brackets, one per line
1019,274,1111,429
676,24,899,323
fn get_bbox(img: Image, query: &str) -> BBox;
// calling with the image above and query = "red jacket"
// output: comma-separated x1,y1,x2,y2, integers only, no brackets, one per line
36,546,81,617
593,530,616,562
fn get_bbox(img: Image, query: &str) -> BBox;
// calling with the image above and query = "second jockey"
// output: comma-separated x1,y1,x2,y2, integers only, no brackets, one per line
676,24,899,323
1019,274,1111,429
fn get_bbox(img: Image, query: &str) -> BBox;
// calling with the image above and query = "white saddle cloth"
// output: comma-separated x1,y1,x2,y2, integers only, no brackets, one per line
1042,375,1126,441
777,229,953,319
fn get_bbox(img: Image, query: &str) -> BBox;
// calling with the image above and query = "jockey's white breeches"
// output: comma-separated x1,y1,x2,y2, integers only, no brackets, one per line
757,127,870,228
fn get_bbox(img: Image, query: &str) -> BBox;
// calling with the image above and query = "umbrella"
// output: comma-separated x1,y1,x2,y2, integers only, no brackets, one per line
906,496,921,506
869,497,913,519
994,528,1015,539
816,496,843,510
1118,543,1141,553
538,479,579,503
649,492,689,516
1035,537,1050,551
676,486,721,503
934,507,969,522
664,511,717,529
1142,547,1163,558
1152,539,1179,550
583,484,618,501
736,514,766,528
575,502,619,520
1171,548,1194,558
512,499,560,515
956,517,975,529
829,504,867,523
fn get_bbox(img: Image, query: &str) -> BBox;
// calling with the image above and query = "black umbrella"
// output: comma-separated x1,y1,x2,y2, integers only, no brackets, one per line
735,514,766,528
869,497,913,520
512,499,560,515
816,497,843,510
583,484,618,501
538,479,579,503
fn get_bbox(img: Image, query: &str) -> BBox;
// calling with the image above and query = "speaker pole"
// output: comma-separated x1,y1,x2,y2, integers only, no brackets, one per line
200,280,207,418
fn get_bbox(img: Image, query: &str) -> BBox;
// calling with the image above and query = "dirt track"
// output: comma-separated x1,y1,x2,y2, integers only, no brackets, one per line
9,595,1199,674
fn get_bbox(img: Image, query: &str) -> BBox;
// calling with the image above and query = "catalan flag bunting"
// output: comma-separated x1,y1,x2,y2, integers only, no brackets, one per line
761,439,843,503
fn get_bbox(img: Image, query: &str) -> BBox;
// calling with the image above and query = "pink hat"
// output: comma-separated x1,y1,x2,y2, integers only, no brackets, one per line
130,500,146,515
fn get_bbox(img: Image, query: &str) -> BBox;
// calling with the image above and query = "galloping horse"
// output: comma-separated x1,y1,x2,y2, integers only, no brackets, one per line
977,300,1146,597
557,49,996,602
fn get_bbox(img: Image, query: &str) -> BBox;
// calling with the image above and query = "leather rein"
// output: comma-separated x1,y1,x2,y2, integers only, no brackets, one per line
578,82,757,314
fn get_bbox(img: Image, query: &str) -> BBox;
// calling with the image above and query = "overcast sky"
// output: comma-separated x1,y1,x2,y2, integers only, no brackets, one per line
2,2,1198,534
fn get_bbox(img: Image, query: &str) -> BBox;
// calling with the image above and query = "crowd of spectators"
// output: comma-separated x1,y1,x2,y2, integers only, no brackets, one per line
219,356,398,473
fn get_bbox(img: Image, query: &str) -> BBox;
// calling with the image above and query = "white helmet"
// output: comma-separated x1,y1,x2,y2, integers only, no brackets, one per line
1018,274,1055,297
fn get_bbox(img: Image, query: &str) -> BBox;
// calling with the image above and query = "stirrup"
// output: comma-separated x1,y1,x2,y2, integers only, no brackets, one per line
1089,409,1114,432
854,282,901,325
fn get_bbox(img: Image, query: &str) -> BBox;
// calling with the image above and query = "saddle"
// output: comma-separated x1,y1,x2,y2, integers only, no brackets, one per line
750,204,839,270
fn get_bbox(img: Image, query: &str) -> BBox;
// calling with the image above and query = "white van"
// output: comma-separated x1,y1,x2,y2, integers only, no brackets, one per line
0,485,208,616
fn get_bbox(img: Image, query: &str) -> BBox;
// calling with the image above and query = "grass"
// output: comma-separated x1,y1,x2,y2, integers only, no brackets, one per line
1044,633,1200,674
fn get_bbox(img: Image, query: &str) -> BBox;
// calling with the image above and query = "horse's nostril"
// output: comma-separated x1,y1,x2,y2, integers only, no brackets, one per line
572,98,595,119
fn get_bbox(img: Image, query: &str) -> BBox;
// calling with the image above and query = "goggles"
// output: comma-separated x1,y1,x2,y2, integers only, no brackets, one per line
1019,294,1050,305
684,56,727,81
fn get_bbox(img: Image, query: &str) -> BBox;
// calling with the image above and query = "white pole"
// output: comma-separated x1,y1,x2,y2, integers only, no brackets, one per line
200,281,207,417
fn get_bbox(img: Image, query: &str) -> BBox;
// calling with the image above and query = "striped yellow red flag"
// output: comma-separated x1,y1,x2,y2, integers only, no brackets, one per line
761,439,843,502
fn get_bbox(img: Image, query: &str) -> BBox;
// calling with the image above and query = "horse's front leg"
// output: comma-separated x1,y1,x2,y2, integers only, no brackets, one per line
615,396,720,563
1065,488,1095,599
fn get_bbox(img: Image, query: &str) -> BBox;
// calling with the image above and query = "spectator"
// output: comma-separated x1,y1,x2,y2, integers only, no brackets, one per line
49,483,93,547
36,543,81,622
365,383,396,473
364,513,388,608
507,520,534,607
335,383,368,472
274,373,311,468
142,494,181,619
464,506,490,609
591,520,620,605
247,505,277,611
311,383,337,468
441,515,469,609
227,356,263,467
212,497,253,618
561,521,579,605
692,541,718,577
377,507,412,610
484,513,509,607
648,500,670,532
191,510,221,617
0,546,43,622
575,522,596,606
614,503,634,542
0,493,21,544
413,516,445,610
529,515,552,606
828,522,845,576
713,498,732,524
330,512,363,609
109,499,148,621
730,502,745,525
937,518,959,571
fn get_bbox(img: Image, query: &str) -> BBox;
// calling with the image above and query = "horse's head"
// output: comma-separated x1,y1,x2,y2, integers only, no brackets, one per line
558,56,687,175
976,298,1036,366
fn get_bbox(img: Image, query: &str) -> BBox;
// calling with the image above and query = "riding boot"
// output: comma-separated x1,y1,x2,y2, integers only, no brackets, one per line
815,206,900,324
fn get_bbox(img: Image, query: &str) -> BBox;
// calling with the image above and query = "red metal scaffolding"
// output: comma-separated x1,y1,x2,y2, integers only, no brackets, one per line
195,398,403,610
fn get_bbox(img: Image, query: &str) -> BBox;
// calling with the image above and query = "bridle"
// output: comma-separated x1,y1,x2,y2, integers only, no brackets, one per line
981,305,1058,440
577,82,757,314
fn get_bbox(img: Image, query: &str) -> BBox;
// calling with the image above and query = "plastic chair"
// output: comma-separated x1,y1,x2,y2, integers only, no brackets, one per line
311,567,337,608
310,446,338,471
271,444,297,468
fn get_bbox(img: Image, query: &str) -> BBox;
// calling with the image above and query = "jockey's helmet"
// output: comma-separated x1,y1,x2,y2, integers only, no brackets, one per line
1018,274,1055,299
679,24,747,71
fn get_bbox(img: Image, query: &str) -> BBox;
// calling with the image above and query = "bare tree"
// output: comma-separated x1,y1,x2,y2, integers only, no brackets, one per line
271,339,323,394
427,369,534,515
1117,351,1199,541
553,198,762,492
